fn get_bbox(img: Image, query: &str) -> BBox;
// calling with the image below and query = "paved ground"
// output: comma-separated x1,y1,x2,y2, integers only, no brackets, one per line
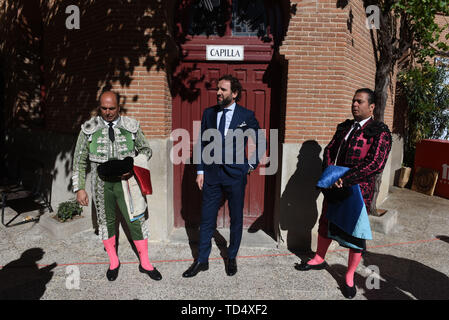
0,187,448,302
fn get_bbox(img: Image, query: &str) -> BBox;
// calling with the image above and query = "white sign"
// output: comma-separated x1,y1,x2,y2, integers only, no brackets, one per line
206,45,244,61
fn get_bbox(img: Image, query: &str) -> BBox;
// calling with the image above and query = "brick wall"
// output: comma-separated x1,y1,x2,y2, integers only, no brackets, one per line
42,0,172,138
0,0,44,129
109,65,172,138
435,14,449,47
280,0,394,145
4,0,406,142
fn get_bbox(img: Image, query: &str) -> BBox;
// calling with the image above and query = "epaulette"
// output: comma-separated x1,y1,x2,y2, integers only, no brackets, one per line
81,116,104,135
336,119,353,133
363,120,391,137
117,116,139,133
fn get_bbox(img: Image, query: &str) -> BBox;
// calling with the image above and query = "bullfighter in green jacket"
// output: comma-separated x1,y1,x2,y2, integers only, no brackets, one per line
72,91,162,281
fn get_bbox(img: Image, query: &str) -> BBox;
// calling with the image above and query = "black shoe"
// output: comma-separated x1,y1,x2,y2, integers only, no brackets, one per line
139,265,162,281
226,258,237,276
182,261,209,278
342,283,357,299
106,263,120,281
294,260,327,271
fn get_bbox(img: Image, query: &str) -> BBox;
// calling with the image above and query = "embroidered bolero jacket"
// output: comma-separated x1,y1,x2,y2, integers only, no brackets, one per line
322,118,392,207
72,116,152,192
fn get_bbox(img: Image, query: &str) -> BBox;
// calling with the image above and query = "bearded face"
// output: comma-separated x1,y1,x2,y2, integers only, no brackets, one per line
216,79,237,108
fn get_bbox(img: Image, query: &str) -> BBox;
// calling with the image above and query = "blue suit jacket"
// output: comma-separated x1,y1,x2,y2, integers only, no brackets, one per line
196,104,263,185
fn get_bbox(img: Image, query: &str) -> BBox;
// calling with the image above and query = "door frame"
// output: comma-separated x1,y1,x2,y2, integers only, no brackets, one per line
171,0,280,237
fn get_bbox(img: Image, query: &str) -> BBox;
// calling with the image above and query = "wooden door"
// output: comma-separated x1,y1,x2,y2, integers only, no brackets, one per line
172,62,271,230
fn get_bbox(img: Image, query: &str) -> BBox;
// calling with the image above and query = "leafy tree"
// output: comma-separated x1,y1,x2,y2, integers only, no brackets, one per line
360,0,449,215
362,0,449,122
399,61,449,168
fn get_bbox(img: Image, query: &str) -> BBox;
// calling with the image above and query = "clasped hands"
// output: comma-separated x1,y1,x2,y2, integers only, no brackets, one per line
332,178,343,189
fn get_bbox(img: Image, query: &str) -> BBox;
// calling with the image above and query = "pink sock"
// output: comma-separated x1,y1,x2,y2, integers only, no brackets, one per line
134,239,154,271
103,236,119,270
346,249,362,287
308,234,332,265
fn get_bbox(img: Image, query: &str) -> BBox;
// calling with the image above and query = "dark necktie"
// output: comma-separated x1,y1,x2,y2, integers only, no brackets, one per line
218,109,229,164
108,122,115,142
346,122,361,142
218,109,229,140
336,122,360,165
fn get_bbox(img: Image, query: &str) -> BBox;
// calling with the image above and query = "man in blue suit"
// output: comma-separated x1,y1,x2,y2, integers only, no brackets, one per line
182,74,263,277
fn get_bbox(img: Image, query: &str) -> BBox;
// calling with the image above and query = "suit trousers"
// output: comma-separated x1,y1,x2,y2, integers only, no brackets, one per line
198,170,247,263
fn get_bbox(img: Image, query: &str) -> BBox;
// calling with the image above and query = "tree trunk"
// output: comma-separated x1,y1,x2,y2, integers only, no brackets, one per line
369,173,383,216
366,1,412,216
370,59,393,216
374,58,392,123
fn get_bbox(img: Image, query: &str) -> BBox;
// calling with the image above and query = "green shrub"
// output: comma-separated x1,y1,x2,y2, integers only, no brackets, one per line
56,200,82,222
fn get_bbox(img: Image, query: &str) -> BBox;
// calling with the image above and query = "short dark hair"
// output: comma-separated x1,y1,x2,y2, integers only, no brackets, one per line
355,88,375,105
219,74,242,102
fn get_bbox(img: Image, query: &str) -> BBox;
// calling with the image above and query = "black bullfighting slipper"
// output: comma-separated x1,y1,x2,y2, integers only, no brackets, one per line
342,283,357,299
106,263,120,281
139,264,162,281
294,260,327,271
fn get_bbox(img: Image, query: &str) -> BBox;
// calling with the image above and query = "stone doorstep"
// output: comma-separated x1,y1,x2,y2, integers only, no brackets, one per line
38,213,92,240
4,206,399,241
368,208,398,235
169,227,279,249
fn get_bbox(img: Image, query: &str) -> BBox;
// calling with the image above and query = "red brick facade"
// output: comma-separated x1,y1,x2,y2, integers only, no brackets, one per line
40,0,173,138
436,14,449,47
5,0,447,241
2,0,400,142
280,0,394,145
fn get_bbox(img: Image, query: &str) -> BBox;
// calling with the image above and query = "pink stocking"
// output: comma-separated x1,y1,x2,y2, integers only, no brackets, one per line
308,234,332,265
346,249,362,287
134,239,154,271
103,236,119,270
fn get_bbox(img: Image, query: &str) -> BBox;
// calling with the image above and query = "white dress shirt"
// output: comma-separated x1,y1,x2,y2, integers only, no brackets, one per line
103,117,119,127
216,102,236,136
344,117,371,140
197,103,253,174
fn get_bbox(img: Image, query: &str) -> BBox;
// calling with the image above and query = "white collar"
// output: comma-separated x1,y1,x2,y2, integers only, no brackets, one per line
355,117,371,128
220,102,236,112
102,116,120,126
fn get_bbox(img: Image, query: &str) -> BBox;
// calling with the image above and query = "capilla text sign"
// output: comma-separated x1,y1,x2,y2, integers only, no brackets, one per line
206,45,244,61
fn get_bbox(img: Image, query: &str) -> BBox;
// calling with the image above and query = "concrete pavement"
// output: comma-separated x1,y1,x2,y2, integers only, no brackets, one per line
0,186,448,301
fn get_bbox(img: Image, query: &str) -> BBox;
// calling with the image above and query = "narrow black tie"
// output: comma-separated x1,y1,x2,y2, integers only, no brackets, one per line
219,109,229,164
336,122,360,165
218,109,229,140
346,122,360,142
108,122,115,142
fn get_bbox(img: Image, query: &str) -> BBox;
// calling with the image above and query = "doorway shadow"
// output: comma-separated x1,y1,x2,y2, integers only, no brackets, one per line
247,52,289,242
280,140,322,254
180,160,228,261
0,248,57,300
